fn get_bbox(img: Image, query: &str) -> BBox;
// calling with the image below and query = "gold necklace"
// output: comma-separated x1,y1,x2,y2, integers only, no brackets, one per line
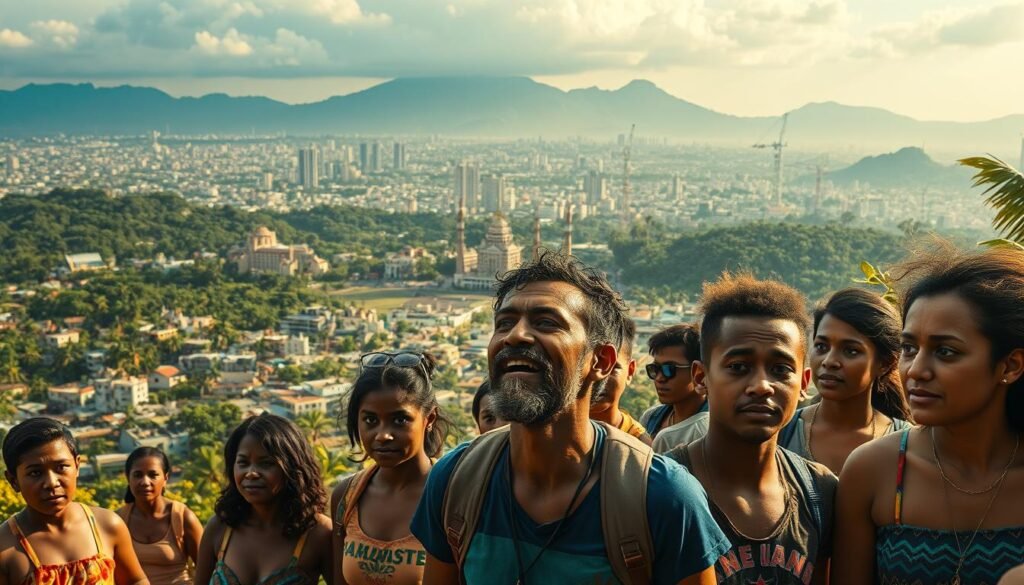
806,403,879,463
940,467,1006,585
931,427,1019,495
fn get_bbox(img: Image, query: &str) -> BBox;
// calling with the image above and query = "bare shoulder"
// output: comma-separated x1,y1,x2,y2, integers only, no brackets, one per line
0,518,17,552
999,565,1024,585
309,513,333,540
844,429,905,475
202,514,227,543
89,505,127,533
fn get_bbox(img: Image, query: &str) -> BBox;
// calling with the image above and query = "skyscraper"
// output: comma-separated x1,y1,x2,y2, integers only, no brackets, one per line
583,170,607,205
359,143,369,173
4,155,18,177
393,142,406,170
483,174,507,213
297,147,319,189
454,162,481,214
370,142,383,173
671,175,685,202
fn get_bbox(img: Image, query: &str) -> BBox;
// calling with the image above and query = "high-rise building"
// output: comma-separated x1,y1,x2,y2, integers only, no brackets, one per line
359,143,369,172
483,174,507,213
583,171,607,205
671,175,685,202
393,142,406,170
261,172,273,190
297,147,319,189
370,143,383,173
5,155,19,177
454,162,481,214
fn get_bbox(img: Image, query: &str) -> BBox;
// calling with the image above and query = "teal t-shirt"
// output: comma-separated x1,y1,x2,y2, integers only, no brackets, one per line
410,423,730,584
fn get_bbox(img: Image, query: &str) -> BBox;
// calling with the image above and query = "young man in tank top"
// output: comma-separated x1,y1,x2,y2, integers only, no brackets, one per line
663,274,837,585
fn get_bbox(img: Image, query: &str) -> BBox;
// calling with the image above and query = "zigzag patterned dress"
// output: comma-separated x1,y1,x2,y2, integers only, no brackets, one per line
875,431,1024,585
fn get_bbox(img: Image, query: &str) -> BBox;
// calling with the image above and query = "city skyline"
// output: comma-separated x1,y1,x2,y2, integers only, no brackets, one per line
1,0,1023,122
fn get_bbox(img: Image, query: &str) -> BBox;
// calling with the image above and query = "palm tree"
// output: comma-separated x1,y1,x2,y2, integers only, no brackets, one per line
314,444,350,488
960,155,1024,244
188,445,224,496
297,410,332,444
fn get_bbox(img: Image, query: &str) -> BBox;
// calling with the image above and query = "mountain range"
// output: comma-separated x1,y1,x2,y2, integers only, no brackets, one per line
2,77,1021,152
825,146,974,189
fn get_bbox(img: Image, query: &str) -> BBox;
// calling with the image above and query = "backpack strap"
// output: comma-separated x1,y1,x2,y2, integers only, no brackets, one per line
442,427,511,581
335,467,378,535
597,421,654,585
777,407,805,450
779,447,824,539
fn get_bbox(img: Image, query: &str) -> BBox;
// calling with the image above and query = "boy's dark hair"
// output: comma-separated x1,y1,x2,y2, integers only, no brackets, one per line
494,251,628,350
894,243,1024,431
123,447,171,503
216,413,326,538
699,272,810,360
814,288,912,422
2,417,79,472
647,323,700,362
619,318,637,357
346,352,451,461
471,380,491,422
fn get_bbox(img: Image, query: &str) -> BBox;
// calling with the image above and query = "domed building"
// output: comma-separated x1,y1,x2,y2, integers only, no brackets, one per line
454,211,523,290
234,226,329,277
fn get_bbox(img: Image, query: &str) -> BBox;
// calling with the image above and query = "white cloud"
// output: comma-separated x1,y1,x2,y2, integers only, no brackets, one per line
193,28,253,56
260,28,328,66
30,20,80,49
864,2,1024,58
0,29,33,49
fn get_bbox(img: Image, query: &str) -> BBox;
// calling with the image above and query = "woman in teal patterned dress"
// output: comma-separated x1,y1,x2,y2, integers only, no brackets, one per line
833,245,1024,585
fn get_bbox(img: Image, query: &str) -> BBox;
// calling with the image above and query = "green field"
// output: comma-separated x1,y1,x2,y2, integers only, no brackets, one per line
331,286,493,312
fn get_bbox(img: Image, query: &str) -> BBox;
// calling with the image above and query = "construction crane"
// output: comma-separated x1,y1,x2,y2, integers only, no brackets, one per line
621,124,635,225
753,113,788,207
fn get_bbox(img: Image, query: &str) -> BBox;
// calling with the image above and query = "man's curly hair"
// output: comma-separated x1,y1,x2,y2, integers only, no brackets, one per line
216,413,326,538
494,251,628,349
698,272,810,360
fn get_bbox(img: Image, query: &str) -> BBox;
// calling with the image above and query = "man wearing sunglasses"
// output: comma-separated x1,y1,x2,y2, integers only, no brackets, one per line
640,324,710,453
412,252,727,585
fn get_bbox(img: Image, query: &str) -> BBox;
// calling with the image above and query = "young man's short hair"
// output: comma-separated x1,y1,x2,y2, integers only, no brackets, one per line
698,272,810,360
647,323,701,362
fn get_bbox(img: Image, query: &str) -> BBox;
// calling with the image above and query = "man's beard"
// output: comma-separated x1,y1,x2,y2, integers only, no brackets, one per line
490,346,584,426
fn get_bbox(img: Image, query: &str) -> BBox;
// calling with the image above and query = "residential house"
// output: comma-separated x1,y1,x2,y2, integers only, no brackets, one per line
94,377,149,412
148,366,186,390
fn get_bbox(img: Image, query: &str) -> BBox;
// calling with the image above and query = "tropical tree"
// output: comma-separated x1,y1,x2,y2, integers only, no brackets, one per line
314,444,351,488
187,445,224,495
960,155,1024,242
297,410,332,444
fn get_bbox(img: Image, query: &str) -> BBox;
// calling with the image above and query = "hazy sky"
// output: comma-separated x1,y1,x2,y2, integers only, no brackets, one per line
2,0,1023,121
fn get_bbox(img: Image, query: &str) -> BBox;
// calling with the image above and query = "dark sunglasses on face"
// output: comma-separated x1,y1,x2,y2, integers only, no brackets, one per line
645,362,693,380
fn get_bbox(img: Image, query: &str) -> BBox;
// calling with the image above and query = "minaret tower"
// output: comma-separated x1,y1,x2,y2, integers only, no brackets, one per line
455,192,467,275
532,206,542,261
562,204,573,256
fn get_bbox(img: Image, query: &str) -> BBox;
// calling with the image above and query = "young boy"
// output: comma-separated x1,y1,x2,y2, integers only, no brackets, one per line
0,417,149,585
664,273,837,585
641,323,708,449
590,318,653,445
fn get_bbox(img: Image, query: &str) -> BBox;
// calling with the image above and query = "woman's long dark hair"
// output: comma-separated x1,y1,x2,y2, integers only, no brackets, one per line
215,413,326,538
345,351,451,462
123,447,171,504
814,288,913,422
895,243,1024,432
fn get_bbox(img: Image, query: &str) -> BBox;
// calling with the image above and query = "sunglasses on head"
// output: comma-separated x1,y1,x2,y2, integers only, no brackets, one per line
360,351,430,379
645,362,693,381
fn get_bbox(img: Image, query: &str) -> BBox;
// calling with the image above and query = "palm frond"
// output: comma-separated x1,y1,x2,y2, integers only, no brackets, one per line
977,238,1024,251
960,156,1024,241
